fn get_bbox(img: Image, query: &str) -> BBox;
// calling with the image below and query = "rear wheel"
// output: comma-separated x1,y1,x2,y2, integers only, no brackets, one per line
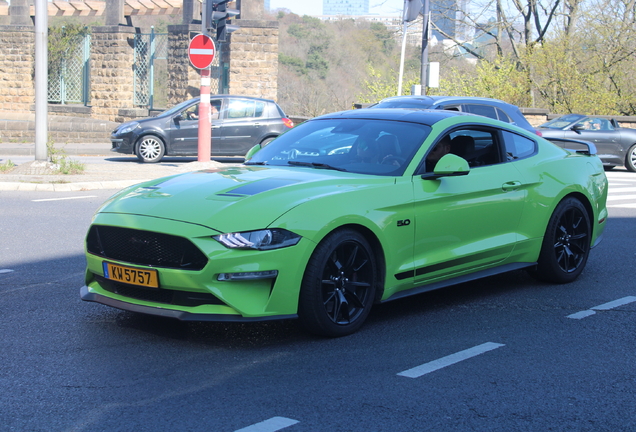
531,197,591,283
136,136,165,163
625,144,636,172
298,229,377,337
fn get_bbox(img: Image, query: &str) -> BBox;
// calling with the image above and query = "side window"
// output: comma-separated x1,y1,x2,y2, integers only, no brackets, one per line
503,131,536,160
227,99,266,119
463,104,498,120
419,128,504,173
448,128,504,167
496,108,512,123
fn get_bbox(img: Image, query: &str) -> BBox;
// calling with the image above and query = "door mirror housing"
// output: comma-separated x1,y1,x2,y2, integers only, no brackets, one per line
245,144,262,161
421,153,470,180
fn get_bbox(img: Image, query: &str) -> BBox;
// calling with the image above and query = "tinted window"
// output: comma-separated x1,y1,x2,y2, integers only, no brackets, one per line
495,108,512,123
227,99,266,119
503,131,536,160
463,104,498,120
452,129,502,166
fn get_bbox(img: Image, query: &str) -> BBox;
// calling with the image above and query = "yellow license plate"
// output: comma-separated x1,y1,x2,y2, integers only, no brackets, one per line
102,262,159,288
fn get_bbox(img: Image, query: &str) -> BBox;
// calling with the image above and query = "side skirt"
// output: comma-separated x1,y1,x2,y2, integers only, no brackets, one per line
382,262,536,303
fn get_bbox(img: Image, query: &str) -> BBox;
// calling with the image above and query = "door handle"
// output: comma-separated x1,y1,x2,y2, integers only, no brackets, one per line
502,181,522,191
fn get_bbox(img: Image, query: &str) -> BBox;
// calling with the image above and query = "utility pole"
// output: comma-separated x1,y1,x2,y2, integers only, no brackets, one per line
420,0,430,95
34,0,48,161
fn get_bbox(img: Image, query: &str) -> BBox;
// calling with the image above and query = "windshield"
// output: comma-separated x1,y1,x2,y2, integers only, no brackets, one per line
540,114,585,129
158,99,197,118
246,118,431,176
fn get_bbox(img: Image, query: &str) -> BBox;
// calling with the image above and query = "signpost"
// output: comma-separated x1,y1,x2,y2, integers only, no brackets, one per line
188,34,216,162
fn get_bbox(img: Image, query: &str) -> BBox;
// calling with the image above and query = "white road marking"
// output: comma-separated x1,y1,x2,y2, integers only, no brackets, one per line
397,342,505,378
591,296,636,310
567,296,636,319
608,186,636,193
567,310,596,320
606,194,636,201
234,417,299,432
608,203,636,209
32,195,97,202
0,269,14,274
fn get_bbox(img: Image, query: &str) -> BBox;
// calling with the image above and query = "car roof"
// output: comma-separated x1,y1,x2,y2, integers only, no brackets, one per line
313,107,495,125
378,95,513,107
189,95,277,104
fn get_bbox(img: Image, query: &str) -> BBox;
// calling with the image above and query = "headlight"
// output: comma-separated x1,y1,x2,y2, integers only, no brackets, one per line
118,122,140,135
214,229,301,250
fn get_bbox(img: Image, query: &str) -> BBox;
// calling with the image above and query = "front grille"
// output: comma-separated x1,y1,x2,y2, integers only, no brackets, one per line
95,275,225,307
87,225,208,271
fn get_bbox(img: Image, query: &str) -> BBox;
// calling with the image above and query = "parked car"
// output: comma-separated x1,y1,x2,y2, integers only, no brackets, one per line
369,95,540,135
82,108,607,337
110,95,294,163
538,113,636,172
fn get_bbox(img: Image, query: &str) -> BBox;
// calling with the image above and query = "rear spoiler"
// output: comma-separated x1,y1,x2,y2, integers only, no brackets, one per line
544,137,597,156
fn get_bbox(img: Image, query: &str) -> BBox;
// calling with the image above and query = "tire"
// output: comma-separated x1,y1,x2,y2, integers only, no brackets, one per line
260,137,275,147
298,229,377,337
625,144,636,172
530,197,591,284
135,136,165,163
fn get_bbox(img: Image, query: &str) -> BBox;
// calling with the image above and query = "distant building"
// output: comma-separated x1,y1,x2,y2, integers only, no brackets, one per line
323,0,370,16
264,0,271,13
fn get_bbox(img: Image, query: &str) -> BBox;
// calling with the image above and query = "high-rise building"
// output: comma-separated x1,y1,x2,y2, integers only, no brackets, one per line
323,0,370,16
264,0,270,13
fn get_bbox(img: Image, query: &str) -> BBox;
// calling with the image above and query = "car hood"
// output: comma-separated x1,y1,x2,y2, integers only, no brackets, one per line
97,165,379,233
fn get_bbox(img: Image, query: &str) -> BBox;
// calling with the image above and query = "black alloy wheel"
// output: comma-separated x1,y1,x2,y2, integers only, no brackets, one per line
298,229,377,337
531,197,591,283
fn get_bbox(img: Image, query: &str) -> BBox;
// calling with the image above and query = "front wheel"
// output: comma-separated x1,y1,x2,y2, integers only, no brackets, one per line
530,197,591,283
136,136,165,163
625,144,636,172
298,229,377,337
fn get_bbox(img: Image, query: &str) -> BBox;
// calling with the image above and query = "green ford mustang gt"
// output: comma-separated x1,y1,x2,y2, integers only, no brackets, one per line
81,109,608,337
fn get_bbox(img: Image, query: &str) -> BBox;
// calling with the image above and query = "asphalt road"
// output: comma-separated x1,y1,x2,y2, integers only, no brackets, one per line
1,169,635,432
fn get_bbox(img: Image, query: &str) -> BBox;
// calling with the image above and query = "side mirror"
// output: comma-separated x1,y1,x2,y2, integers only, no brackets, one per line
421,153,470,180
245,144,262,161
571,124,585,131
174,114,183,122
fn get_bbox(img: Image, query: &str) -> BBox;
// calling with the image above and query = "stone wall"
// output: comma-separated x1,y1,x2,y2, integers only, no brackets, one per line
90,26,136,122
0,26,34,112
166,24,204,108
228,19,279,101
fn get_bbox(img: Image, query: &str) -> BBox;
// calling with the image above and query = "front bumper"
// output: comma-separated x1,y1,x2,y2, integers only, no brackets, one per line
110,136,134,154
82,214,314,321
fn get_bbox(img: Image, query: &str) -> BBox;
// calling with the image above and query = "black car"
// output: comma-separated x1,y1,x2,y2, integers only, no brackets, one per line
538,114,636,172
369,95,540,135
110,96,294,163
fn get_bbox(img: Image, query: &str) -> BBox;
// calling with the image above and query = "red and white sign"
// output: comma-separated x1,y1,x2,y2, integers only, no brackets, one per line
188,34,216,69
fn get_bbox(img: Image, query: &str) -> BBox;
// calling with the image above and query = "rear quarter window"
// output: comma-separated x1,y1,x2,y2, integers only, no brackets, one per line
503,131,536,160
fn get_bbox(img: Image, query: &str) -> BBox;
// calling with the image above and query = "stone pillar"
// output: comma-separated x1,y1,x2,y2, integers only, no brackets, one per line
167,25,202,106
105,0,126,26
236,0,265,20
9,0,33,26
0,26,35,113
181,0,201,25
228,19,279,101
89,26,137,121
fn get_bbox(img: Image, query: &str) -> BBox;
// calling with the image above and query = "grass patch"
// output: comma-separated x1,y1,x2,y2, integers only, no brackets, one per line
47,141,85,175
0,159,16,173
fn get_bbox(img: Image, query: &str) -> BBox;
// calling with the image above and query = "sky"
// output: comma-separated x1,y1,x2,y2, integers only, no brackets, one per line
269,0,405,16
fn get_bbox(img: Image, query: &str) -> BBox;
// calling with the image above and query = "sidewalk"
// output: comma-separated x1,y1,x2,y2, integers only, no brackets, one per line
0,147,230,192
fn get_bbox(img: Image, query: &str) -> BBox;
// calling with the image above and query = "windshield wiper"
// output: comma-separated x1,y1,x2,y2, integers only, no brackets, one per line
287,161,347,172
244,161,268,165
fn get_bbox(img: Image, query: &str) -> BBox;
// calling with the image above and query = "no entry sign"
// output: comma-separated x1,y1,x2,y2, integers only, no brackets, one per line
188,34,216,69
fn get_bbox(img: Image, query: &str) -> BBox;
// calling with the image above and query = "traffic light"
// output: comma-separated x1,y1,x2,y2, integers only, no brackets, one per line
404,0,422,22
209,0,240,42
